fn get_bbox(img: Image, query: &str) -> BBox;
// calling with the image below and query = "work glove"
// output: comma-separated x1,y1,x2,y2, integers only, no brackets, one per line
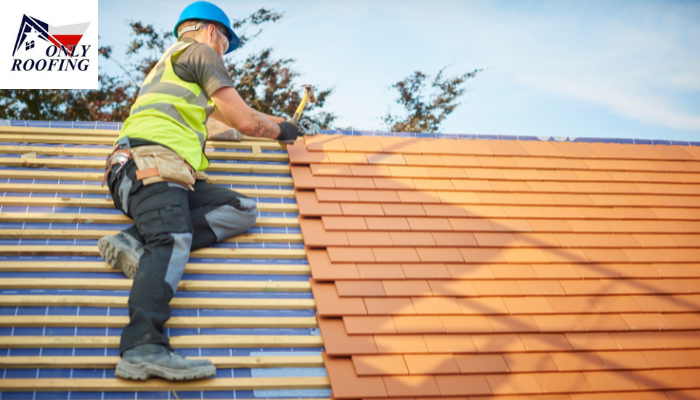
276,121,302,142
298,117,321,136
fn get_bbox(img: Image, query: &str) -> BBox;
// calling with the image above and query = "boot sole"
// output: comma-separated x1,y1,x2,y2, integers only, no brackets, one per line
97,237,139,279
115,359,216,381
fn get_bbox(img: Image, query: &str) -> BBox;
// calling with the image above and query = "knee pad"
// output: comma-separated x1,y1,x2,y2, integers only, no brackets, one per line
204,199,258,241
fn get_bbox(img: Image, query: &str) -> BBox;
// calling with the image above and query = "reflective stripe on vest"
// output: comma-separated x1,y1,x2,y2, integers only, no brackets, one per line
117,41,215,171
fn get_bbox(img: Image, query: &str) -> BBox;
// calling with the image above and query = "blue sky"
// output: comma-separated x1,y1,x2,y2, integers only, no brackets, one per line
99,0,700,141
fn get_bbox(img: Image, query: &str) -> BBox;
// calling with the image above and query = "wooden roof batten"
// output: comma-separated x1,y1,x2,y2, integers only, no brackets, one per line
0,123,325,397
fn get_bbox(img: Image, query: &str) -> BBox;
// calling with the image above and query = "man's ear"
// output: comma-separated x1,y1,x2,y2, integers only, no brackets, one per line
208,25,217,44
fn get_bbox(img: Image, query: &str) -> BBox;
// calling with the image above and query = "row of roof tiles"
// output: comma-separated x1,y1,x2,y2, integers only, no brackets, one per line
289,136,700,400
325,350,700,397
320,247,700,264
311,280,700,314
295,174,700,196
319,316,700,354
297,193,700,216
304,219,700,244
306,167,700,184
301,135,700,161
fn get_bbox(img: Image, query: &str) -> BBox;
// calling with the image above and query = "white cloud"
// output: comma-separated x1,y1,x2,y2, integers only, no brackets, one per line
663,70,700,91
468,0,700,132
523,77,700,131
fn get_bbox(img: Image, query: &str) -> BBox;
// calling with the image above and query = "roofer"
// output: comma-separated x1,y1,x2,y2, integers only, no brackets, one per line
97,1,304,381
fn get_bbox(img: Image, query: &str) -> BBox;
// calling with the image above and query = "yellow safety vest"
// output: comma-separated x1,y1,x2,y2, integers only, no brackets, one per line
117,41,215,171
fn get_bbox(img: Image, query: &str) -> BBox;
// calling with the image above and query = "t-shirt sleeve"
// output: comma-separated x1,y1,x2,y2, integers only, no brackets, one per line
172,43,234,98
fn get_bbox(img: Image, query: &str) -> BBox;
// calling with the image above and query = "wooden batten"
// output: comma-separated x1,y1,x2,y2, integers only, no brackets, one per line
0,355,324,369
0,295,316,309
0,169,294,185
0,335,324,348
0,229,303,243
0,279,312,292
0,315,318,329
0,183,295,197
0,377,330,391
0,261,310,275
0,214,298,227
0,157,291,173
0,197,298,211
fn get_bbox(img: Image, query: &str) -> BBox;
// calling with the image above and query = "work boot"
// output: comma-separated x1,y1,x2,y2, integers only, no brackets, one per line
116,344,216,381
97,232,144,279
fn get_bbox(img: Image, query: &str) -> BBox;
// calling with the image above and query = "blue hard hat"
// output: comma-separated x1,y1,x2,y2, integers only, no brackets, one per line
174,1,240,54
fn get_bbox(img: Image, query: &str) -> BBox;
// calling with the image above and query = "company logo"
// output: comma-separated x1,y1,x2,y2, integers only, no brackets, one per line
0,0,98,89
10,14,91,72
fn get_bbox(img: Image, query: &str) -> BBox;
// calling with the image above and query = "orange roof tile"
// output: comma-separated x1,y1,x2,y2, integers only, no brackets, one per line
292,135,700,399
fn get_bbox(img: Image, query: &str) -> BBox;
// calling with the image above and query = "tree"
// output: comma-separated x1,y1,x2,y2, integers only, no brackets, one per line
381,67,483,133
0,8,336,128
0,71,135,122
1,8,483,132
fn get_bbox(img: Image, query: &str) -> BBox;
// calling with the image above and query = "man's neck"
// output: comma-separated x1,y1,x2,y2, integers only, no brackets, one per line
179,36,223,61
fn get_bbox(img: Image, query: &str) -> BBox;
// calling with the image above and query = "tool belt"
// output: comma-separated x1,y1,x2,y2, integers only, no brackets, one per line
102,145,198,190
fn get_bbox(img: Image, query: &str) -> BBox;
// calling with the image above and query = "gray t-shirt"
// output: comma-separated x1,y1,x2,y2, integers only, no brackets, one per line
171,37,234,98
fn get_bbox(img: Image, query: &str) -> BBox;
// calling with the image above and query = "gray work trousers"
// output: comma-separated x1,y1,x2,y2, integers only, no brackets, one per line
106,159,257,354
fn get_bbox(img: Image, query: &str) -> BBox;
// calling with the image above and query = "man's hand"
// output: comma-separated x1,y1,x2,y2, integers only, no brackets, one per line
298,118,321,136
276,121,302,142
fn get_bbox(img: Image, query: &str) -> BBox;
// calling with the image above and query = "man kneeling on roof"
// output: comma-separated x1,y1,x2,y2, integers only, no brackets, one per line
97,1,305,382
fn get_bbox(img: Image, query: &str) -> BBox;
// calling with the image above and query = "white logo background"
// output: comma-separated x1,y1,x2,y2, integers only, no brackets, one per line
0,0,98,89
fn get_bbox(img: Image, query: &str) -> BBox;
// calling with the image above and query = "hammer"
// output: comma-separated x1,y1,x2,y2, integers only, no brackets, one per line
281,85,316,147
292,84,316,122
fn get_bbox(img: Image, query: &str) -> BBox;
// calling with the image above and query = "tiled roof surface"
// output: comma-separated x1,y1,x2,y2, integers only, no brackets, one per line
0,124,330,398
3,120,700,399
289,134,700,399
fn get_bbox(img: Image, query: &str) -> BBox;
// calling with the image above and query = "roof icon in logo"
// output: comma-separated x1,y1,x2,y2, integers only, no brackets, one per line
12,15,90,57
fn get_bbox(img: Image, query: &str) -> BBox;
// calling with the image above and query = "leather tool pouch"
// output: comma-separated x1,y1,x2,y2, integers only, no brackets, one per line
132,145,196,190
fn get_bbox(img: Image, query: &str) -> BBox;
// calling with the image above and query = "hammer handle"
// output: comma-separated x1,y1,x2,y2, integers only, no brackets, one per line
292,91,310,122
281,88,312,148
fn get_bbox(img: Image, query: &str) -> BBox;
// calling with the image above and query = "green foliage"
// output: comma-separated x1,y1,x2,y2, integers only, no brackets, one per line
0,73,134,121
382,67,483,133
